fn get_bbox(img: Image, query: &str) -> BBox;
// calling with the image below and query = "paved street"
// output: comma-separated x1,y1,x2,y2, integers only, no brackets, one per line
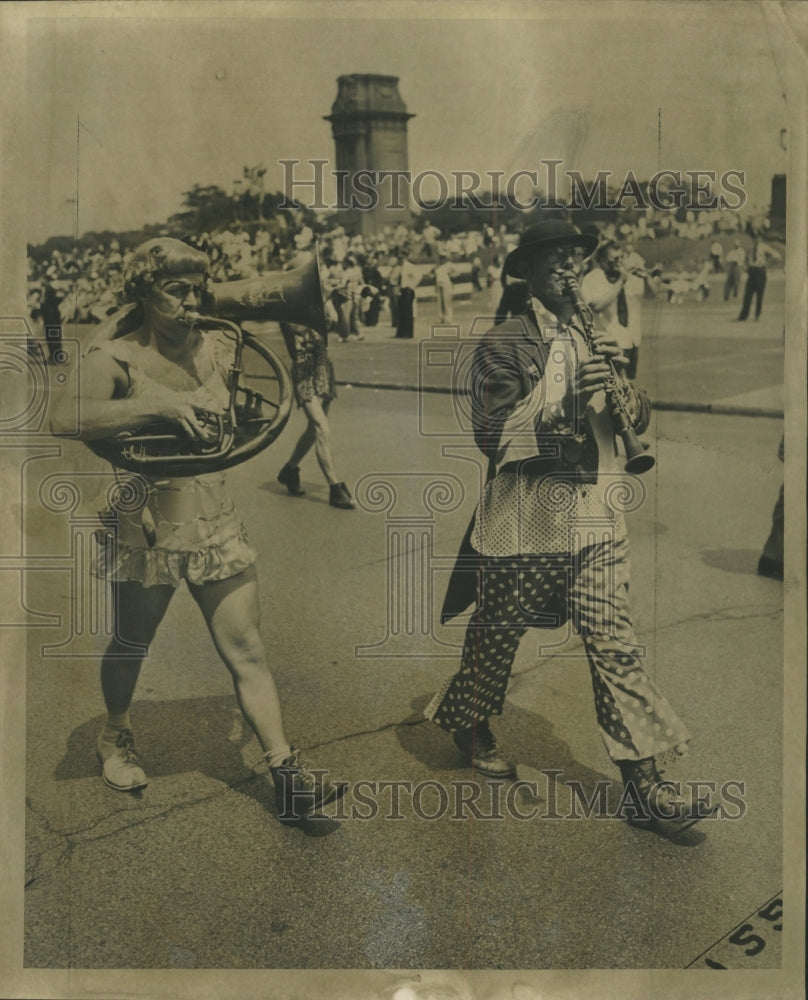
17,274,789,980
252,270,785,416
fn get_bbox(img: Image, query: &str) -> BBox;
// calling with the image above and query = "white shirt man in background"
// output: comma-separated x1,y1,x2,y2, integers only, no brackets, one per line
580,241,645,379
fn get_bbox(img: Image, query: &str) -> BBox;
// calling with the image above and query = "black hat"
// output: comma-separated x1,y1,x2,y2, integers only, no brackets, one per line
503,220,598,278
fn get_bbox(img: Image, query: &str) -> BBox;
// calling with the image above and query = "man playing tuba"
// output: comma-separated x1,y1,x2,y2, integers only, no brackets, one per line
50,238,345,823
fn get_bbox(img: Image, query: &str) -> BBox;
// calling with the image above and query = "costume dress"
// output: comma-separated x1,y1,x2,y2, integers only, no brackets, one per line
91,328,257,589
280,323,336,407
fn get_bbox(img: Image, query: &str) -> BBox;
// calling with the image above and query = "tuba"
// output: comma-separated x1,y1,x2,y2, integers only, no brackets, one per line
212,250,327,332
86,252,327,477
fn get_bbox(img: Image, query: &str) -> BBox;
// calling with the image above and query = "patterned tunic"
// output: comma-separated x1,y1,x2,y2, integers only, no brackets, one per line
280,323,336,407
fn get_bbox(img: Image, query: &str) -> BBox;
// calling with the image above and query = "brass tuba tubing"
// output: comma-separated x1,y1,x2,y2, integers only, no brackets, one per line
83,248,327,476
85,323,294,477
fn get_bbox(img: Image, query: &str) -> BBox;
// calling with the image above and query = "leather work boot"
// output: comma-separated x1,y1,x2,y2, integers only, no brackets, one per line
618,757,719,838
453,720,516,778
269,747,347,822
329,482,355,510
278,464,305,496
96,728,148,792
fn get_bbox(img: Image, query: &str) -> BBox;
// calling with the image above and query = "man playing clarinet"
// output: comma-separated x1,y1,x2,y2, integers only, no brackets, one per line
427,220,716,839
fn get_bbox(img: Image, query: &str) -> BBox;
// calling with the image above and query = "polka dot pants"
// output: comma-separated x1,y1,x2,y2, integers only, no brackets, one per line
426,532,691,763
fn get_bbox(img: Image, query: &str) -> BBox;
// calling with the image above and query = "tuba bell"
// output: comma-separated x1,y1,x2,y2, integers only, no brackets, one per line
212,249,328,334
86,248,329,477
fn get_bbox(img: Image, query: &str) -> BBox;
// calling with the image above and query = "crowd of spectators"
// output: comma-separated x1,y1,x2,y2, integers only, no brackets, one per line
27,199,778,340
27,218,490,336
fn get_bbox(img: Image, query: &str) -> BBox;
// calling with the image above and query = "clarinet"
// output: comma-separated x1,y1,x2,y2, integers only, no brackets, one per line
556,269,655,475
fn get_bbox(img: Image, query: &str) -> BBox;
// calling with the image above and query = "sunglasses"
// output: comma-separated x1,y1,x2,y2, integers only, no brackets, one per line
544,246,588,266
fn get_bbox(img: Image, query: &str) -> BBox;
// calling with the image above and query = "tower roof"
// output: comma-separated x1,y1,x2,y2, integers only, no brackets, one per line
324,74,415,121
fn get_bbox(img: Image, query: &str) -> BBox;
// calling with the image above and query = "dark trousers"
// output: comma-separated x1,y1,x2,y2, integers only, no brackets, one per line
365,295,382,327
396,287,415,338
332,294,358,340
738,266,767,320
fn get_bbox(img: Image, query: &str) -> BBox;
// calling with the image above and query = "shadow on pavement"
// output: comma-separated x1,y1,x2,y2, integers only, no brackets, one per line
53,694,255,783
51,695,343,837
396,695,611,792
256,478,333,507
699,547,764,575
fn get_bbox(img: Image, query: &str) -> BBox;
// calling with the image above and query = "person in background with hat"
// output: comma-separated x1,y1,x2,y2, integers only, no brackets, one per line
49,237,346,823
427,219,715,839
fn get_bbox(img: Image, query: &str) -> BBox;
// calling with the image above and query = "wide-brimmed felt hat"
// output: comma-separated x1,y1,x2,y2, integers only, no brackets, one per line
503,220,598,278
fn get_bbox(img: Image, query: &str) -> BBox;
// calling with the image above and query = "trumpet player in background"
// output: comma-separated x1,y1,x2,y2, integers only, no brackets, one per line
50,238,345,823
428,220,716,839
580,239,650,380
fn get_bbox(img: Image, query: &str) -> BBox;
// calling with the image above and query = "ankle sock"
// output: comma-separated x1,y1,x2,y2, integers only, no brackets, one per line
101,712,131,743
265,745,293,769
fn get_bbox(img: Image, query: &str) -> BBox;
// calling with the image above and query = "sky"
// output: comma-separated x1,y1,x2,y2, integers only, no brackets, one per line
26,1,794,243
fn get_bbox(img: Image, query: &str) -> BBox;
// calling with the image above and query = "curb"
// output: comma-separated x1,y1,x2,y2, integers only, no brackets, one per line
652,400,783,419
335,380,784,419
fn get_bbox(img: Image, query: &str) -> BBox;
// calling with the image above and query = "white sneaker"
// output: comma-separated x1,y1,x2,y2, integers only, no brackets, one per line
96,728,148,791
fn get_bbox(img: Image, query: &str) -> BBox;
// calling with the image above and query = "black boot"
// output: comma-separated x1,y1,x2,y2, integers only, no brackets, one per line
329,482,355,509
269,747,346,822
453,720,516,777
618,757,718,837
278,464,305,496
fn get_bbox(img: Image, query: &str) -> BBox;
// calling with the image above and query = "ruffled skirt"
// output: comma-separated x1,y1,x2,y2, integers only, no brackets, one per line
93,472,257,589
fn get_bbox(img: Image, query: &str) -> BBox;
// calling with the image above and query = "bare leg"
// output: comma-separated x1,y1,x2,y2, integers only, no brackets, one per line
187,567,290,757
284,396,340,486
97,581,175,790
101,581,175,716
285,418,317,471
303,396,339,485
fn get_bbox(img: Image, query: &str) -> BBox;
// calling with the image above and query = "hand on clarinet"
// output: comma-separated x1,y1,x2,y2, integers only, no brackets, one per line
575,334,629,408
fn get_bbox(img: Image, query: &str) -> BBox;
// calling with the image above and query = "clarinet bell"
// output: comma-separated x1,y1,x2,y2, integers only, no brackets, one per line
622,429,655,474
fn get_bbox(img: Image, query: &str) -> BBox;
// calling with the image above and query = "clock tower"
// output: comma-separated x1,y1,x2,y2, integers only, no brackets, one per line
324,74,415,237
